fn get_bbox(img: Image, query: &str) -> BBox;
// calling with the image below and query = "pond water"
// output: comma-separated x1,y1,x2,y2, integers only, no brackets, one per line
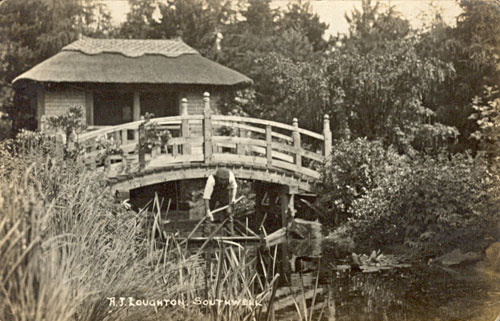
269,238,500,321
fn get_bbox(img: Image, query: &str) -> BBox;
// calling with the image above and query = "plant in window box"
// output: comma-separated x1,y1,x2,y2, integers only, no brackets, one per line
138,113,172,156
95,135,124,166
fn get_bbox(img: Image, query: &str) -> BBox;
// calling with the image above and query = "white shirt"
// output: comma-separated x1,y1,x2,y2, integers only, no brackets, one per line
203,171,238,202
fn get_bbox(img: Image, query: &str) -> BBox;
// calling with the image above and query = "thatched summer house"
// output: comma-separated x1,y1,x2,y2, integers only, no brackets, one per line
12,37,252,130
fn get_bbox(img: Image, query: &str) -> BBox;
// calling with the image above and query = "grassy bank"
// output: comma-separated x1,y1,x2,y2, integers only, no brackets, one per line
0,132,279,321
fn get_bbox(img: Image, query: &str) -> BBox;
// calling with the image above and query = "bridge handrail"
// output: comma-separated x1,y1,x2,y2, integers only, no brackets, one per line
75,92,332,185
78,115,204,142
78,115,325,143
211,115,325,141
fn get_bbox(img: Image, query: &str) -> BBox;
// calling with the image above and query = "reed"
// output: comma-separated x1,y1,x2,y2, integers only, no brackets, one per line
146,194,280,321
0,135,284,321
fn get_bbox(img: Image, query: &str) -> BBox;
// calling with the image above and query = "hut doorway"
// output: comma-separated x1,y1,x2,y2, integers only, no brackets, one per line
93,92,134,126
140,92,179,118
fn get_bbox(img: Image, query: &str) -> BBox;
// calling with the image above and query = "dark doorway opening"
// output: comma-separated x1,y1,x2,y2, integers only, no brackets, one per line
140,92,178,118
93,92,134,126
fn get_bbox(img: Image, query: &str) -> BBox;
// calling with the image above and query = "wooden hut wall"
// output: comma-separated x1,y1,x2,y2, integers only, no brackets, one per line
42,86,88,126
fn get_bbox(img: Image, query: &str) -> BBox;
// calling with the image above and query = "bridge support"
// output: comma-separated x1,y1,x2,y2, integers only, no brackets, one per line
280,185,298,230
254,182,298,234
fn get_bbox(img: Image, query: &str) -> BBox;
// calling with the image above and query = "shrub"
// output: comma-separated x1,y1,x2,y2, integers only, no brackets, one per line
348,152,499,256
318,138,499,256
317,138,409,226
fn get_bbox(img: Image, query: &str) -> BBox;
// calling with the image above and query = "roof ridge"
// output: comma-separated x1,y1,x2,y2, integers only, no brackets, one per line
63,37,199,58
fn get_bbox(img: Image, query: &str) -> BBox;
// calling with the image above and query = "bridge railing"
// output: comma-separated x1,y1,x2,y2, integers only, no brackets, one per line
77,92,332,181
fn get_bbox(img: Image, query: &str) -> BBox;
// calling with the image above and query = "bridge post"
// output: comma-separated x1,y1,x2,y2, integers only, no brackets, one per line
280,185,298,230
292,118,301,169
84,142,96,170
121,129,127,146
203,92,212,164
120,153,128,173
181,98,191,155
138,121,146,171
323,114,332,159
104,155,111,174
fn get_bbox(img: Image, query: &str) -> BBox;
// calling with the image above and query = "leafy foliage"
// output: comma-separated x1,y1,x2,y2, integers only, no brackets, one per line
118,0,158,39
417,0,500,153
318,138,408,225
156,0,234,58
331,1,458,152
249,53,332,132
45,106,86,159
318,137,499,255
279,0,330,52
46,106,86,139
348,152,499,255
469,87,500,164
343,0,411,54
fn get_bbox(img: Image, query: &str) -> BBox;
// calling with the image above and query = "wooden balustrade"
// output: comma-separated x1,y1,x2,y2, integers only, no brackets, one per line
76,92,332,182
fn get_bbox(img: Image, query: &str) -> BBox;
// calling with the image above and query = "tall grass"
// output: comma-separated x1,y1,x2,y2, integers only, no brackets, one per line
0,134,280,321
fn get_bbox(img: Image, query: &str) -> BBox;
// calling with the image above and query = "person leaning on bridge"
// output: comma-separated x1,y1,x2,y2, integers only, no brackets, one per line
203,168,237,222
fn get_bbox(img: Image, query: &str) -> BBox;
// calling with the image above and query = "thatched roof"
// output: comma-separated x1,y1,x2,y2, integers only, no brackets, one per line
13,38,252,87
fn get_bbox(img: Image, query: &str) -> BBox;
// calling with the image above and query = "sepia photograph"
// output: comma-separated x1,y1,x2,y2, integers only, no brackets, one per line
1,0,500,320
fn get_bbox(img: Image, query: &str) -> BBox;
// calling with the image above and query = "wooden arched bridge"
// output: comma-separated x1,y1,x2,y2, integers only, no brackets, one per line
77,93,332,194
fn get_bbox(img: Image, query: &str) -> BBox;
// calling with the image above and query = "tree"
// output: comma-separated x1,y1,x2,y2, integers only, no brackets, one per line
239,0,278,35
330,37,457,152
327,0,458,152
117,0,158,39
279,0,330,52
218,0,334,126
343,0,411,54
250,52,334,133
219,0,279,71
0,0,113,136
417,0,500,153
156,0,233,57
118,0,235,58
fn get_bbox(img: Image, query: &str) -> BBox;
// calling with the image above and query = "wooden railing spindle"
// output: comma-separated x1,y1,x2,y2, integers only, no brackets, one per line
266,125,272,168
237,126,246,155
121,154,128,173
172,143,178,156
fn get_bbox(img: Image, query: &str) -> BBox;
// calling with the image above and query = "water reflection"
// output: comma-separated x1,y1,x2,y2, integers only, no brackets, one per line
270,236,500,321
